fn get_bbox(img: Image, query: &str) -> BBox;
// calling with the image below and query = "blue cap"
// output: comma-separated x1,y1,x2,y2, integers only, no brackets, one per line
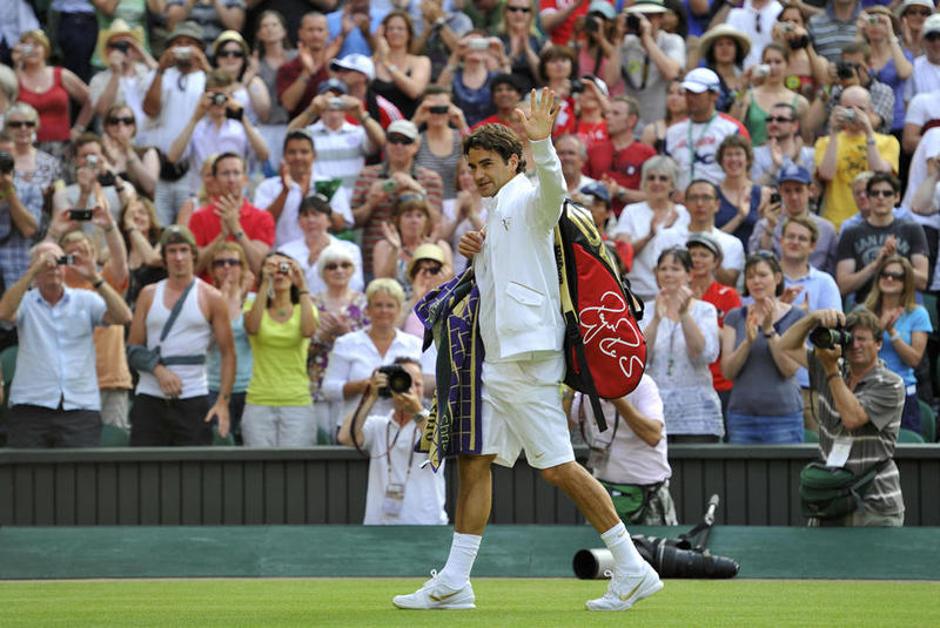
580,182,610,204
776,163,811,185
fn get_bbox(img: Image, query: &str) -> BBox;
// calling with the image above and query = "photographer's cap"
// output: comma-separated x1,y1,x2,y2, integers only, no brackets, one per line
777,163,812,186
681,68,721,94
588,1,616,19
318,77,348,95
580,181,610,204
686,232,723,260
330,53,375,81
387,120,419,141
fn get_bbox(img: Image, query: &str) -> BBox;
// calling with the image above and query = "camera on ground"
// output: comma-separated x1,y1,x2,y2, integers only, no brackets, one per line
377,365,413,398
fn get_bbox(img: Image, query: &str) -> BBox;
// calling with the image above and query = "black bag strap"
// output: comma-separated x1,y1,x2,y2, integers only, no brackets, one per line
156,280,197,354
851,458,891,493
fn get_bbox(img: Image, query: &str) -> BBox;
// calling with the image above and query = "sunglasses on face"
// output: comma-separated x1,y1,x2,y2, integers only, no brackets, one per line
880,270,905,281
417,264,443,275
507,5,531,12
6,120,36,129
324,261,353,271
926,32,940,41
217,49,245,59
388,135,415,145
868,189,895,198
107,116,135,126
212,258,241,268
766,116,793,123
906,9,933,16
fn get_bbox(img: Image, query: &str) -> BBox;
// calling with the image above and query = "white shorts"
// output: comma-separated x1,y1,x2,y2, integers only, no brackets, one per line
480,352,575,470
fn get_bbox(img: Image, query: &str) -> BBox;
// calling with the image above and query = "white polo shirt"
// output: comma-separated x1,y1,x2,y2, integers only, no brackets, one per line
253,173,353,246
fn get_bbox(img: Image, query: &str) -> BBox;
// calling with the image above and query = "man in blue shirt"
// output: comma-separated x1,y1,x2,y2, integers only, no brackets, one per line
0,242,132,448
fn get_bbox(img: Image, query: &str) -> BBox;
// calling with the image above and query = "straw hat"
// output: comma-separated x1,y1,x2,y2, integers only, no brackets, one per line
96,19,146,63
698,24,752,64
210,30,249,59
407,243,447,279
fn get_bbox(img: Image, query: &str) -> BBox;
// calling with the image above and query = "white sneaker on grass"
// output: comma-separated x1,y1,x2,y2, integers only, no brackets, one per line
392,570,476,610
585,562,663,611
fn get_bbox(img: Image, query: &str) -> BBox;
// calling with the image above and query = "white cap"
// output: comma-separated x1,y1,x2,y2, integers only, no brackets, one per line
681,67,721,94
387,120,419,140
330,53,375,81
925,13,940,35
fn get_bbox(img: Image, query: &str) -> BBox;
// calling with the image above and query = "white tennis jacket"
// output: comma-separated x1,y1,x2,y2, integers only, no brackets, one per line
474,138,567,360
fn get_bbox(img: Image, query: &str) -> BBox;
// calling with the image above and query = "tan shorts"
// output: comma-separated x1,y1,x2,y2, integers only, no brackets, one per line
480,352,575,470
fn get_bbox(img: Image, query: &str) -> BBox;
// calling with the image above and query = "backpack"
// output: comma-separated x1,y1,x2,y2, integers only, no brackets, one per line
554,199,647,431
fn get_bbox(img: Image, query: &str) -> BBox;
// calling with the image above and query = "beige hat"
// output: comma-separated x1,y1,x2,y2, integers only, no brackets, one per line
210,30,249,59
407,243,446,279
625,0,670,14
698,24,752,65
96,19,146,64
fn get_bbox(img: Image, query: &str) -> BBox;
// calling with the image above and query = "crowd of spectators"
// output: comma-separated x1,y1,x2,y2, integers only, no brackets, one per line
1,0,939,527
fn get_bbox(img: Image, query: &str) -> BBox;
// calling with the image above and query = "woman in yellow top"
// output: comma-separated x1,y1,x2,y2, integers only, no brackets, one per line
242,252,319,447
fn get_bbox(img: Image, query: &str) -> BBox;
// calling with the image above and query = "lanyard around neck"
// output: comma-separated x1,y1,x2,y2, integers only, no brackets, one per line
687,114,717,181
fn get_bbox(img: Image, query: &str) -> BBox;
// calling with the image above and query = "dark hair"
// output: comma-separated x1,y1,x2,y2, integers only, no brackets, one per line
254,10,293,56
298,193,332,217
381,10,415,48
686,179,720,197
743,251,784,297
538,45,577,83
283,129,315,152
463,124,526,174
490,73,522,96
263,251,301,304
845,308,883,341
717,134,754,171
211,152,244,176
74,132,103,153
392,355,421,369
421,84,452,100
866,172,900,195
656,247,692,272
704,34,747,68
842,41,871,62
761,41,789,62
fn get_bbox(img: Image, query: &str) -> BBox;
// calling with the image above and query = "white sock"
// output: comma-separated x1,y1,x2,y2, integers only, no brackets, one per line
437,532,482,589
601,522,646,574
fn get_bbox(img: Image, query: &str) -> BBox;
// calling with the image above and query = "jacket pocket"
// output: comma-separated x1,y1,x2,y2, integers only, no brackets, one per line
505,281,545,307
504,282,545,331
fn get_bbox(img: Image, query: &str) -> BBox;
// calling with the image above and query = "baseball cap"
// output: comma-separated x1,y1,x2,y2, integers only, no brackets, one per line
160,224,197,249
686,232,722,260
166,21,204,47
580,181,611,204
925,13,940,35
330,53,375,81
318,77,348,95
587,0,616,19
387,120,419,140
776,163,812,186
681,68,721,94
896,0,935,17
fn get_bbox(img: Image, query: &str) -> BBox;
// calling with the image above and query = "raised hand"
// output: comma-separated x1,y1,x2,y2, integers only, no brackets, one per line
513,88,559,142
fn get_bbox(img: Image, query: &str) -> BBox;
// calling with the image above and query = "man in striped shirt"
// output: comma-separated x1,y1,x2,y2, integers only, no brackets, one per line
808,0,861,63
779,308,905,527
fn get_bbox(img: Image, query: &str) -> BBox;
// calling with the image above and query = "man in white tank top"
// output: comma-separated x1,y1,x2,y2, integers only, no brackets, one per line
126,225,236,446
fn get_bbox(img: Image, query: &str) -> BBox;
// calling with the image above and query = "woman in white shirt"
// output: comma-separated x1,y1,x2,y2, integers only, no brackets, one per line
321,278,423,432
613,156,690,304
640,247,724,443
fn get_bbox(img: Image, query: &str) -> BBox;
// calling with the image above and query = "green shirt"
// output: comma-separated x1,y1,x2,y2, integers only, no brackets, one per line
245,299,315,406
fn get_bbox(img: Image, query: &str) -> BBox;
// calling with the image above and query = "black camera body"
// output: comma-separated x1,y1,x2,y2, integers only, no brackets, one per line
584,17,599,33
836,61,856,81
625,13,641,35
377,364,413,398
0,151,14,175
210,92,228,107
789,35,810,50
809,326,853,350
56,254,76,266
570,78,585,94
68,209,94,221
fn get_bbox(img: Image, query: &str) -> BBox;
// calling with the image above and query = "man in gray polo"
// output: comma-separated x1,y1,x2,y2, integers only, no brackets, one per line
779,308,905,527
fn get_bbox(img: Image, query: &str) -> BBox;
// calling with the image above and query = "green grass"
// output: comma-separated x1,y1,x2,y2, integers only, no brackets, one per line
1,578,938,627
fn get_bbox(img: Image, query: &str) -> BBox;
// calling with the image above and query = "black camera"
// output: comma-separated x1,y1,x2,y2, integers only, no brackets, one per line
110,40,131,53
225,106,244,121
769,191,781,205
56,254,75,265
68,209,93,221
428,105,449,114
631,535,740,579
570,78,585,94
210,92,228,106
625,13,641,35
809,326,853,350
584,17,599,33
789,35,810,50
0,151,14,175
836,61,856,81
377,364,413,398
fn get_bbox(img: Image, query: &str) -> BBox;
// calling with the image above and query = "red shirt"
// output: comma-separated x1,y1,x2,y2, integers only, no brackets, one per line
472,113,514,130
541,0,593,46
188,198,275,279
700,280,742,392
552,97,577,138
575,118,608,150
276,57,329,119
585,140,656,217
18,67,71,143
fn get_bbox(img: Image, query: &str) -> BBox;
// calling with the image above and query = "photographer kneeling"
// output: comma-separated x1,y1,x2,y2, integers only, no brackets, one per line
338,357,447,526
778,309,905,527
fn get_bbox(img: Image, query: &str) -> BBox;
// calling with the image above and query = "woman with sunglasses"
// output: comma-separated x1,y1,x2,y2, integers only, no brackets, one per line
210,31,271,126
499,0,545,93
721,252,806,444
412,87,468,201
207,242,255,444
898,0,934,58
641,247,723,443
437,31,509,127
101,104,160,198
373,193,453,296
861,255,932,434
372,11,432,120
769,4,829,102
730,43,808,147
309,245,369,444
120,194,167,306
612,156,689,304
243,252,319,447
1,102,60,194
859,7,914,143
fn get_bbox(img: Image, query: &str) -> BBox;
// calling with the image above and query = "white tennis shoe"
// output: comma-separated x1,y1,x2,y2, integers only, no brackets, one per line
585,562,663,611
392,570,476,610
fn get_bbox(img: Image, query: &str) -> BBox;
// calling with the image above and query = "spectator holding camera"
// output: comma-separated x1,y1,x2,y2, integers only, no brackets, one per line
242,252,319,447
277,194,364,294
860,255,931,434
163,0,246,49
413,87,468,201
0,130,42,290
351,119,444,278
51,134,127,238
209,31,271,126
372,11,432,120
769,4,829,101
815,86,899,230
836,173,927,303
437,31,509,127
100,105,161,200
573,2,620,91
0,241,132,448
322,278,423,433
641,247,724,442
143,21,212,225
721,252,806,444
126,225,235,446
412,0,474,83
779,308,905,527
254,128,353,246
496,0,543,93
1,103,60,193
807,0,861,63
166,69,270,197
120,195,167,310
859,7,913,140
611,0,685,132
567,376,677,526
897,0,934,60
338,356,447,525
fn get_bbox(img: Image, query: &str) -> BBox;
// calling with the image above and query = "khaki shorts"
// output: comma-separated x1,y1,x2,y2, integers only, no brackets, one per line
480,353,575,470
